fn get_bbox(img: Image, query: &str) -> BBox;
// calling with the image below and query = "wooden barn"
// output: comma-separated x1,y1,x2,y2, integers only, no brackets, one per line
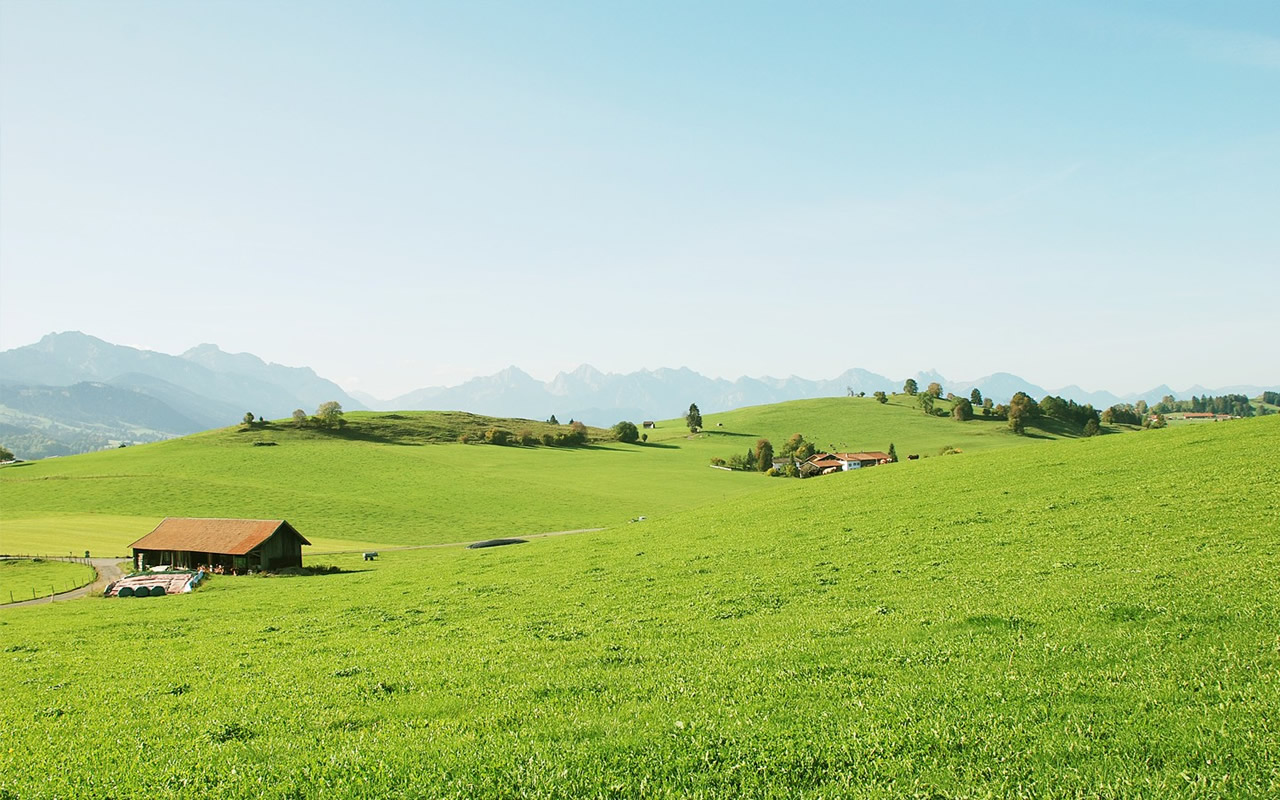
130,518,310,573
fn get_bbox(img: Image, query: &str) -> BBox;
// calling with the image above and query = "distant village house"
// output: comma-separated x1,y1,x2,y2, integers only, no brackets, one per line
800,451,893,477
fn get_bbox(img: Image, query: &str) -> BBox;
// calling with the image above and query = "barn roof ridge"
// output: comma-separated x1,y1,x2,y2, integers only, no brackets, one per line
130,517,311,555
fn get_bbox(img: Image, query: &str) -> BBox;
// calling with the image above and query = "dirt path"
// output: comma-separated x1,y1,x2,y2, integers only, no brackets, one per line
0,558,127,609
311,527,607,555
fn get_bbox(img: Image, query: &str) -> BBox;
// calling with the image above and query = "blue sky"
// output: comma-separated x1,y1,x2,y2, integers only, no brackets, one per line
1,1,1276,398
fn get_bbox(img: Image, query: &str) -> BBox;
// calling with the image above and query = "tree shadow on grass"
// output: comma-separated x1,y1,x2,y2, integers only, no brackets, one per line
262,567,374,578
585,442,681,451
327,427,424,446
1027,418,1084,439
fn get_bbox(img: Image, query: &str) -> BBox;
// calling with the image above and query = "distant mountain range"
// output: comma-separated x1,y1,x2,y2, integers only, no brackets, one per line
0,332,365,459
0,331,1272,459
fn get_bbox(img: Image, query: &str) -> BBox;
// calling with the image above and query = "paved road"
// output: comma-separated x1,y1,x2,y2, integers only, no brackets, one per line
0,557,127,609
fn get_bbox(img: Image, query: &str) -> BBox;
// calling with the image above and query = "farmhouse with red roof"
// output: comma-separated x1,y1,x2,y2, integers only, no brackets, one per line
130,518,310,573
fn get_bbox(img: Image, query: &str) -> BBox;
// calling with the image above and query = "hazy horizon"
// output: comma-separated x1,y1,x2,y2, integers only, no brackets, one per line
3,2,1277,398
4,329,1274,403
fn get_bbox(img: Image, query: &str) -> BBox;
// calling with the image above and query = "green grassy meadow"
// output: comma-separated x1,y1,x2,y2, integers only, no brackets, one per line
0,398,1089,555
1,415,1277,797
0,558,96,603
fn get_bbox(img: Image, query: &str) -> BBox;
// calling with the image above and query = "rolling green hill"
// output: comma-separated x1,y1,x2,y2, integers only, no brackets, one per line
2,398,1095,555
0,416,1276,797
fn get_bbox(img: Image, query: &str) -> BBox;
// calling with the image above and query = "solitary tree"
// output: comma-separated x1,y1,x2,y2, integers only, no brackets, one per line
754,438,774,472
548,414,559,425
243,412,255,425
926,382,943,398
316,401,344,428
873,391,888,404
920,393,935,415
903,379,918,396
1083,418,1100,437
952,397,974,421
0,444,13,461
970,388,983,407
612,420,639,443
686,403,703,432
291,409,307,426
887,443,898,463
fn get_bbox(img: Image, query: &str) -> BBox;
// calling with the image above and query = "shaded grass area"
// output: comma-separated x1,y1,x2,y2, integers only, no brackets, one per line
1,418,1277,797
0,559,96,603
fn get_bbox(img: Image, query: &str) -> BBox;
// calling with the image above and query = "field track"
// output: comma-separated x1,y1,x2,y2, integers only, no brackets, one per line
311,526,606,554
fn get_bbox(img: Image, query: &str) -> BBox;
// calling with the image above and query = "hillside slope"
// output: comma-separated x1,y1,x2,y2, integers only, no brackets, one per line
0,417,1276,797
1,398,1091,553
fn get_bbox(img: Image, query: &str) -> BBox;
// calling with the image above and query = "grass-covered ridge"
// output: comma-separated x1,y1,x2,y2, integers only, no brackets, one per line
2,417,1277,797
235,409,613,446
1,398,1091,554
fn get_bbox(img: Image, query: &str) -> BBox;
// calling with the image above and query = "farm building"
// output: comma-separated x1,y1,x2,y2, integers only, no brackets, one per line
800,451,894,477
130,518,310,573
835,451,893,469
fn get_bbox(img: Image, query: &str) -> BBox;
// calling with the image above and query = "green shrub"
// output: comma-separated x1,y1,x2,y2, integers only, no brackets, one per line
612,421,639,443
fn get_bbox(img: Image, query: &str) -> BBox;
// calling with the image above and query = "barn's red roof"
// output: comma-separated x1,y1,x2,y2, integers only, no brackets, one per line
130,518,309,555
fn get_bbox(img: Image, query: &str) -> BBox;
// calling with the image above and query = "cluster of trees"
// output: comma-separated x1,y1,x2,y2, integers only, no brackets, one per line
1102,393,1270,427
289,401,345,429
713,436,779,473
472,420,590,447
1038,395,1102,428
0,444,13,462
780,432,817,461
1102,405,1143,425
1150,393,1256,418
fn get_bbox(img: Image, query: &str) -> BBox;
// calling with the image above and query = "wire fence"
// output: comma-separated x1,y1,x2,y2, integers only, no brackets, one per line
0,555,113,605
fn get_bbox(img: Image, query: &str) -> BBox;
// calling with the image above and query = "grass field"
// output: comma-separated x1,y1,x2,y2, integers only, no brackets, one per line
1,416,1276,797
0,558,96,603
0,398,1095,555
